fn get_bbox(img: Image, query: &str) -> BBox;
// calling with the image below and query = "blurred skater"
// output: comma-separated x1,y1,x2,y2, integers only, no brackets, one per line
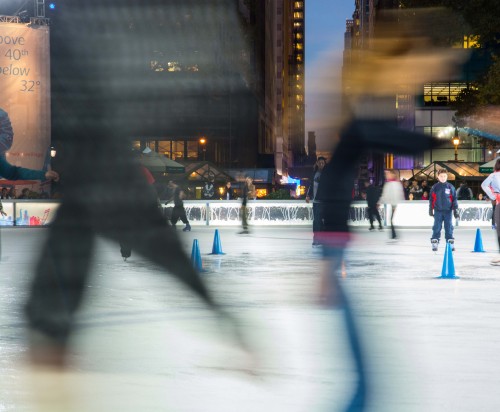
379,170,404,240
481,158,500,265
364,180,382,232
239,175,254,234
24,0,249,369
306,156,326,245
168,180,191,232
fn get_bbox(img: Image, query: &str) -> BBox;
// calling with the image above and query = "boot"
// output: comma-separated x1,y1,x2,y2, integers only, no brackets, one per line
431,239,439,252
182,223,191,232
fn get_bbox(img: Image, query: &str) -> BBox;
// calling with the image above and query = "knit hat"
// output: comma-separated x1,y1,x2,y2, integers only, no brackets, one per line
0,108,14,153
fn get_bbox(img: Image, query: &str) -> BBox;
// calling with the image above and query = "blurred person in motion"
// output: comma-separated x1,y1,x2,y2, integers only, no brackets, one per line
363,180,382,232
306,156,327,245
168,179,191,232
428,169,459,252
312,7,467,411
379,170,404,240
481,158,500,265
119,163,158,261
24,0,251,369
239,175,253,234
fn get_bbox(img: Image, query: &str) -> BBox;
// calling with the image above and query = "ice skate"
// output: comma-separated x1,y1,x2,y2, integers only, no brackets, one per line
447,238,455,251
431,239,439,252
490,257,500,266
182,224,191,232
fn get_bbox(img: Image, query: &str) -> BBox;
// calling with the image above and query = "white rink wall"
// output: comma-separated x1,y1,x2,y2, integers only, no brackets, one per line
0,199,494,227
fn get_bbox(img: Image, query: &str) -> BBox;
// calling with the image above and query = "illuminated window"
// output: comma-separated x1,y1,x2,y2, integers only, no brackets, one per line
293,22,302,28
296,74,301,81
256,188,267,198
293,12,303,19
296,84,302,90
294,1,303,8
296,54,303,62
295,33,303,40
295,43,303,50
296,94,303,102
463,35,480,49
423,82,469,106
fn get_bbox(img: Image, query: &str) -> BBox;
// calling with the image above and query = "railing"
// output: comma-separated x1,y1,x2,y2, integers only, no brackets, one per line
0,199,495,227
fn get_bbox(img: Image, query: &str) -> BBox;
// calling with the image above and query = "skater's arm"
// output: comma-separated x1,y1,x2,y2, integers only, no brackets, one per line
481,174,496,201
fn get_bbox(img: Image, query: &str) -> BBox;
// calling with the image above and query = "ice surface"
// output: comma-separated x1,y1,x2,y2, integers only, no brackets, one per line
0,226,499,411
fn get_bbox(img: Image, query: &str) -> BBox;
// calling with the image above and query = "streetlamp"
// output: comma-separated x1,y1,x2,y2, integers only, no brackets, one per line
452,127,460,161
199,137,207,161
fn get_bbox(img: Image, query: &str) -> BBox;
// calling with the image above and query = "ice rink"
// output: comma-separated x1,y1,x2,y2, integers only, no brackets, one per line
1,225,500,412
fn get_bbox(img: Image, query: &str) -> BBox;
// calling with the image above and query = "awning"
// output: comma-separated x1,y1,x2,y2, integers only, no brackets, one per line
413,161,488,181
140,150,185,173
479,157,500,174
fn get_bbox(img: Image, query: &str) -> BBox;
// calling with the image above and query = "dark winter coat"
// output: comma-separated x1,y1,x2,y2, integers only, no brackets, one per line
429,181,458,212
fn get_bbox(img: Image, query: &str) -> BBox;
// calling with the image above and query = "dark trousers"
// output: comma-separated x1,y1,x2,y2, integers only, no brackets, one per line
431,210,454,241
492,201,496,226
495,204,500,251
389,205,397,239
312,202,324,241
25,197,213,345
171,206,189,226
241,205,249,229
367,205,382,229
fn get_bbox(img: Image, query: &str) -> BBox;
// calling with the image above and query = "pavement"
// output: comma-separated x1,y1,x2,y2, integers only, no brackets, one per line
1,225,500,412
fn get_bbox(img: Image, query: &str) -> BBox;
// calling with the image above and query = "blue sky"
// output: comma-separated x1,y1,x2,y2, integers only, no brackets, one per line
305,0,354,150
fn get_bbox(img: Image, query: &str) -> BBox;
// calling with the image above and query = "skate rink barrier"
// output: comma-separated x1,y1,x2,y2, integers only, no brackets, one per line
0,199,494,227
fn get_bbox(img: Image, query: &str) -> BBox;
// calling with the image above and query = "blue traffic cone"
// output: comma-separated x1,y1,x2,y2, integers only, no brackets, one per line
472,228,486,253
438,242,459,279
191,239,204,271
209,229,225,255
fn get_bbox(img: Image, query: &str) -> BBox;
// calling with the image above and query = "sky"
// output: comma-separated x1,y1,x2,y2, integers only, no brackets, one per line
305,0,354,151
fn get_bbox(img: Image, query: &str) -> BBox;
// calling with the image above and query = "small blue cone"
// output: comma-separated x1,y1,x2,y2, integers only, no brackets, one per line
438,242,459,279
210,229,225,255
191,239,204,271
472,228,486,253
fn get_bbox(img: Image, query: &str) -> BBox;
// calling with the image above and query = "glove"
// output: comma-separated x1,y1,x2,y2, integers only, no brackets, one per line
453,209,459,219
429,209,434,217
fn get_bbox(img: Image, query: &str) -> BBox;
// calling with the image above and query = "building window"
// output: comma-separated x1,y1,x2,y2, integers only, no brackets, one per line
422,82,469,106
293,12,303,19
294,1,303,8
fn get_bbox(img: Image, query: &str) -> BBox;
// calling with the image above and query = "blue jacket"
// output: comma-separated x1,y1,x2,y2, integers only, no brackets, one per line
429,181,458,212
0,155,46,181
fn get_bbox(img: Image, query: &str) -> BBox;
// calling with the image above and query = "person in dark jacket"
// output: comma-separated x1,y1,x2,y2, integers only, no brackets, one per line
364,181,382,231
306,156,326,245
168,180,191,232
429,169,459,251
221,181,234,200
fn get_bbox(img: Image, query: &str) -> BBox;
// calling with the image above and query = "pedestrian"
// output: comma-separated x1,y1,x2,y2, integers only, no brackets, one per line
306,156,326,245
239,175,253,234
221,181,234,200
480,158,500,265
379,170,404,240
364,180,382,231
456,181,473,200
429,169,459,252
168,180,191,232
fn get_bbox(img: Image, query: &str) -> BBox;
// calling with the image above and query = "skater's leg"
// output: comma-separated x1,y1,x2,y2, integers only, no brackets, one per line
443,210,454,241
431,212,444,241
390,206,397,239
25,202,94,358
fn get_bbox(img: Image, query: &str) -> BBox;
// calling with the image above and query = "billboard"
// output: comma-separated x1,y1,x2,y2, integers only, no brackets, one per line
0,22,50,172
